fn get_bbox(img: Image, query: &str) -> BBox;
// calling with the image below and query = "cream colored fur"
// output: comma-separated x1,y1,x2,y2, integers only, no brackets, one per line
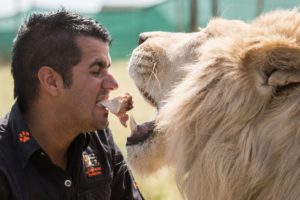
127,9,300,200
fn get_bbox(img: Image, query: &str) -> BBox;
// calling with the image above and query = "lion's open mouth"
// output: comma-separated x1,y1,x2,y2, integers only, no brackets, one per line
127,88,158,145
127,119,155,145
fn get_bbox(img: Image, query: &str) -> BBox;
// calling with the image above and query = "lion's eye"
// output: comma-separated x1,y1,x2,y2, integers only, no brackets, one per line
264,68,276,78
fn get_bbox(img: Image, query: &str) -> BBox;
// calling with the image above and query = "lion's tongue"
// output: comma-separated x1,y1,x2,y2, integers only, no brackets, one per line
127,116,155,145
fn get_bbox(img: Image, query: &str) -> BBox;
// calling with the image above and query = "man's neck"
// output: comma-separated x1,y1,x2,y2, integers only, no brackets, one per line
23,106,77,170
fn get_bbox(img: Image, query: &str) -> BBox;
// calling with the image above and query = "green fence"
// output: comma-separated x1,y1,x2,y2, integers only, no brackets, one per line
90,1,178,60
0,0,299,61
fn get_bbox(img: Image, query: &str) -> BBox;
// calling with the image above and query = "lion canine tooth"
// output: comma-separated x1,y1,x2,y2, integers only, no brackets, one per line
130,115,138,132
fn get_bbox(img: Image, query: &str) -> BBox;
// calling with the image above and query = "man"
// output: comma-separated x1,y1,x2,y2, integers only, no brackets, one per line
0,10,144,200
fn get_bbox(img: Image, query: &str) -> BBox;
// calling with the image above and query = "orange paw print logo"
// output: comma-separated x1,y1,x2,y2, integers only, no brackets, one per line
19,131,30,143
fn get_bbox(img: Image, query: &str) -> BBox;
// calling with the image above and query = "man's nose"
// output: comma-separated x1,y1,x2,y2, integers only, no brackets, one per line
103,73,119,90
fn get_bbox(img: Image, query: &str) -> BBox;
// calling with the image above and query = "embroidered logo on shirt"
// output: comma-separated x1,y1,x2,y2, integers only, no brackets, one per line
82,151,102,177
18,131,30,143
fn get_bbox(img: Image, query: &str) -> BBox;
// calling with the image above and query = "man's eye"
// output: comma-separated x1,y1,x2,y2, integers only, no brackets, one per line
90,67,108,76
91,70,101,75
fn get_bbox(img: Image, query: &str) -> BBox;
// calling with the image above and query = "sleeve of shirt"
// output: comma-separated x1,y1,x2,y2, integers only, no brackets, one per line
0,169,13,200
105,129,144,200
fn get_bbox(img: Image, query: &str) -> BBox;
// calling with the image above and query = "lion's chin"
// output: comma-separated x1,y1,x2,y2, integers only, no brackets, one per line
127,117,155,145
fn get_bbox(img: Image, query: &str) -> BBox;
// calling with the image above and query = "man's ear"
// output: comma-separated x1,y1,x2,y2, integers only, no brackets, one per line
37,66,64,96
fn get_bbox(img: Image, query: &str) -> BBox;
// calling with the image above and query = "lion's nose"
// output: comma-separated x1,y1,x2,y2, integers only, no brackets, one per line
138,34,148,45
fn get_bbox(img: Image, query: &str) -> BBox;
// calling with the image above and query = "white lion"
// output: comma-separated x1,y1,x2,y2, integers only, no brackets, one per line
126,9,300,200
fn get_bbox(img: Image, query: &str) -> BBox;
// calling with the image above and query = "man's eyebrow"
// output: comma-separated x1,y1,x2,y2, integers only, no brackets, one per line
89,60,110,68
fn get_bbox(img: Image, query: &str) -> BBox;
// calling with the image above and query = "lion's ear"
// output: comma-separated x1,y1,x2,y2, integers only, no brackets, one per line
244,40,300,89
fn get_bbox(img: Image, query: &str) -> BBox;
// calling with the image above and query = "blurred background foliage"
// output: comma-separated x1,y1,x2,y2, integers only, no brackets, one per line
1,0,300,199
0,0,300,62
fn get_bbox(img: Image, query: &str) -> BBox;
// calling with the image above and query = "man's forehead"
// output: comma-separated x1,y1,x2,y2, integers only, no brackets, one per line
76,36,109,49
76,36,110,60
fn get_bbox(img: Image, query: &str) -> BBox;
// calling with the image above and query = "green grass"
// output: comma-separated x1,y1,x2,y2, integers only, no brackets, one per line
0,61,181,200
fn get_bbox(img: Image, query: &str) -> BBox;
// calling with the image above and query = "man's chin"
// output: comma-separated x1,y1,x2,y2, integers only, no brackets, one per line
95,120,109,130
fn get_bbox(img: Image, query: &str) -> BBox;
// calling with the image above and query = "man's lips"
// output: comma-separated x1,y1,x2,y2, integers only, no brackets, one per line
96,93,110,104
95,102,109,113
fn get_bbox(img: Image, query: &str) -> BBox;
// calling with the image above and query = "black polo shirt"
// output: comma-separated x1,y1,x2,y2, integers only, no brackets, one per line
0,103,144,200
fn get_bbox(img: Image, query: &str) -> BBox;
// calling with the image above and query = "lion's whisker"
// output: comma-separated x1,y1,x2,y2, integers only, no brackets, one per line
146,62,162,92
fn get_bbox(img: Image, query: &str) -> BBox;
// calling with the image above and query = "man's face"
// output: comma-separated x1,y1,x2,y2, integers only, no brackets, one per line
61,36,118,131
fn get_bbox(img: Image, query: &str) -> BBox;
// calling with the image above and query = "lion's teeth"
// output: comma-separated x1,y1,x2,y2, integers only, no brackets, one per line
99,98,121,114
130,115,138,132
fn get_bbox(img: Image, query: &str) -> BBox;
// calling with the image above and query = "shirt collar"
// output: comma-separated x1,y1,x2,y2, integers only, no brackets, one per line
8,102,41,168
8,103,92,168
83,132,91,150
70,132,91,151
8,102,94,169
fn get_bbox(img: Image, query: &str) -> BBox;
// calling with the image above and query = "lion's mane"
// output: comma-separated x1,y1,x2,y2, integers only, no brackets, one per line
128,9,300,200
